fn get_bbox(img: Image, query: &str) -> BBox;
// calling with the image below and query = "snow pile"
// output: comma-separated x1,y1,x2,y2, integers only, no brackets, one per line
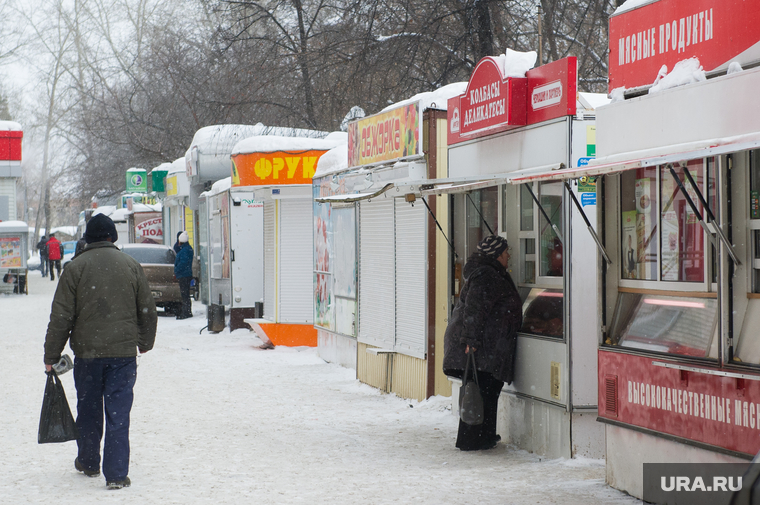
613,0,654,15
609,87,626,103
380,81,468,113
578,92,611,111
149,162,172,174
232,134,345,156
206,176,232,196
340,106,366,131
0,120,22,131
502,48,537,78
313,144,349,179
728,61,743,75
0,220,28,232
649,58,706,94
131,203,162,213
168,157,186,175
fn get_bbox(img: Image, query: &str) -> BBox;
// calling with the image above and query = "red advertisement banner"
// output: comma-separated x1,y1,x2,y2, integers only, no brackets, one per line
608,0,760,92
598,350,760,456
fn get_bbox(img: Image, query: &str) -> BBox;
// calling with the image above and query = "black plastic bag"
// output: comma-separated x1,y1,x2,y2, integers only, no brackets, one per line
459,352,484,426
38,370,79,444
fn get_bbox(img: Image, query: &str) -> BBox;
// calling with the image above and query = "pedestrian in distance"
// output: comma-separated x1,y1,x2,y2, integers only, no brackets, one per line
174,231,193,320
43,213,157,490
46,234,62,281
74,236,87,257
36,235,49,277
172,231,182,254
443,235,523,451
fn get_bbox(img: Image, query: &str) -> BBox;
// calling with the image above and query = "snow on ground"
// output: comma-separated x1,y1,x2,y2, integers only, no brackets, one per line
1,274,642,505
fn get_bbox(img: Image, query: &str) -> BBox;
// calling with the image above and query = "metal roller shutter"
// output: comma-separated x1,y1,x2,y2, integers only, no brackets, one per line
358,198,395,349
263,201,276,321
278,198,313,323
394,198,427,358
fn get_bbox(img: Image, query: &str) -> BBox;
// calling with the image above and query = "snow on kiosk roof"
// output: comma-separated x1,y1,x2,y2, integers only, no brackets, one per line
0,220,28,234
185,123,328,184
230,135,344,187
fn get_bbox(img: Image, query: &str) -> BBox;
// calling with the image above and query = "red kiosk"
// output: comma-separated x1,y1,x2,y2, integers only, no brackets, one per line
512,0,760,500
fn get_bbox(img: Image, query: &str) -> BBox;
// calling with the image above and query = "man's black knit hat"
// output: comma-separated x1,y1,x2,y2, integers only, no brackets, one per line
84,214,118,244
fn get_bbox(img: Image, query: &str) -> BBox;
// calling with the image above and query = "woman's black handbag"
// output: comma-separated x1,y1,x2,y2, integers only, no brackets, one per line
38,370,79,444
459,351,484,425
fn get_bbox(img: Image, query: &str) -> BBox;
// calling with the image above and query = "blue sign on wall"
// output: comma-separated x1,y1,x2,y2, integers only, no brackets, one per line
581,192,597,207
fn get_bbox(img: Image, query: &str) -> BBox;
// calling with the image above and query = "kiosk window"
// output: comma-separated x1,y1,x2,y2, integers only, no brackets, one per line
514,182,564,338
751,150,760,292
539,182,563,277
609,292,718,357
521,288,563,338
619,161,707,283
661,161,704,282
620,167,658,280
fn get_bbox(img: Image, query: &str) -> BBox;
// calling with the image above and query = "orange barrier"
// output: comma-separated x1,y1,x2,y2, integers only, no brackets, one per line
256,323,317,347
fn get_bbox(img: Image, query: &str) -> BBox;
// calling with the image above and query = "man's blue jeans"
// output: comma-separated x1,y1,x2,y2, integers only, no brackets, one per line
73,357,137,482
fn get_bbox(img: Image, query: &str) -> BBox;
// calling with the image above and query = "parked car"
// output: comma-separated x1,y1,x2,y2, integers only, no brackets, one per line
119,243,181,315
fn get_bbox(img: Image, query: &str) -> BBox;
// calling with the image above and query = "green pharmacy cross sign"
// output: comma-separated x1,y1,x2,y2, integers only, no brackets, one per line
126,168,148,193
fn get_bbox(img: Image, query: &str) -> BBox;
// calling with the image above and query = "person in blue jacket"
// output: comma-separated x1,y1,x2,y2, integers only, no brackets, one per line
174,232,194,320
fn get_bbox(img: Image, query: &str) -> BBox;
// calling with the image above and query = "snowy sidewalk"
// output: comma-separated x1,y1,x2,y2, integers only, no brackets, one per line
1,273,641,504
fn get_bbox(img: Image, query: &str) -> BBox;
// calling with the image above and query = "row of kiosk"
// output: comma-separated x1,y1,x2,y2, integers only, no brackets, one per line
148,0,760,499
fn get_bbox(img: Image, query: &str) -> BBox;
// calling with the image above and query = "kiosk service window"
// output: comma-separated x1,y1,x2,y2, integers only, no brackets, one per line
609,159,720,359
451,184,564,339
510,182,564,339
750,150,760,293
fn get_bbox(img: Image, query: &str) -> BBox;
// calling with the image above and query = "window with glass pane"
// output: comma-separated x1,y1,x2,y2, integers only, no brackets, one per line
707,158,717,284
539,182,563,277
464,188,499,258
609,292,718,357
751,150,760,292
660,161,704,282
620,167,658,280
520,184,534,231
519,184,536,284
521,288,563,337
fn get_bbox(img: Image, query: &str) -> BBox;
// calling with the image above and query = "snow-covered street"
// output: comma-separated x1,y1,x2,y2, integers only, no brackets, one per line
1,273,641,504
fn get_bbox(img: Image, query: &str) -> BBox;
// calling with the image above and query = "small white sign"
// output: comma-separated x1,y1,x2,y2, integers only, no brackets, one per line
531,80,563,110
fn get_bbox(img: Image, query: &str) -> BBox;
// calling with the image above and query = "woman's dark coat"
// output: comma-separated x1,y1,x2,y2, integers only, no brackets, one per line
443,252,523,384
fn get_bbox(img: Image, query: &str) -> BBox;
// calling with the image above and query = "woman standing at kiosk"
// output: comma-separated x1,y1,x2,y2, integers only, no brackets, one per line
443,235,523,451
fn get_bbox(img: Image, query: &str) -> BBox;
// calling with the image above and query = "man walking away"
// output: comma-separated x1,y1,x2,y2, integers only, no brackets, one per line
43,214,157,489
46,234,62,281
36,235,49,277
174,231,193,319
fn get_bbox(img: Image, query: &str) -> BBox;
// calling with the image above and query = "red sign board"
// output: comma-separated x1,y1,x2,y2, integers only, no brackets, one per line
459,57,526,135
609,0,760,92
526,58,577,125
598,350,760,456
0,130,22,161
448,57,577,145
133,212,163,244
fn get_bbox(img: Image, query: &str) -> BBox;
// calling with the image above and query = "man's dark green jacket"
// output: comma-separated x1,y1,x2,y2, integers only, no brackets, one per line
44,241,157,364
